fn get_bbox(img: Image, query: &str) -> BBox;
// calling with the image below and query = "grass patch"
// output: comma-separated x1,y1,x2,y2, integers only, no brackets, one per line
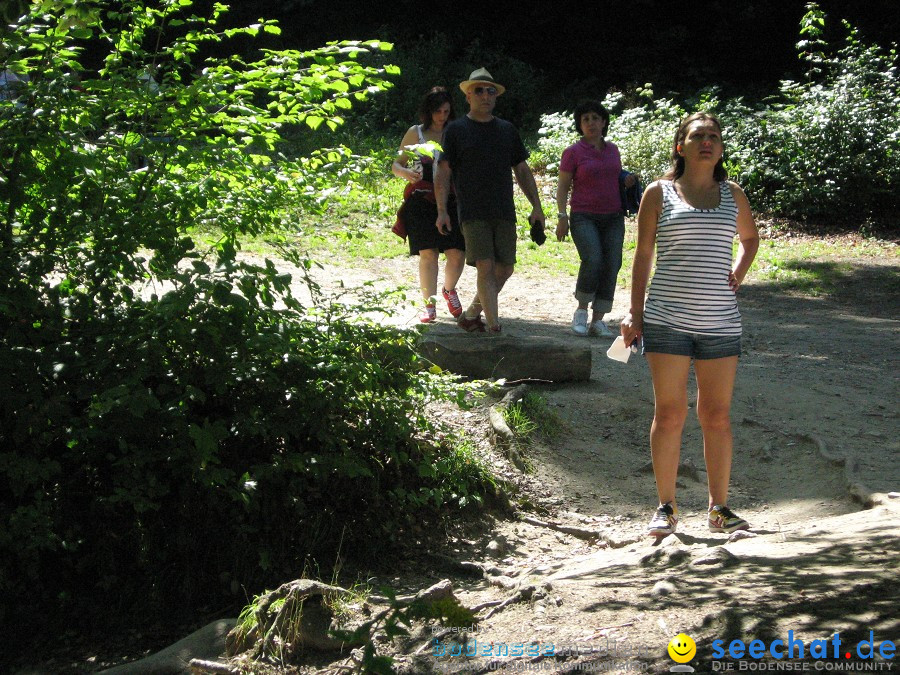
502,401,538,440
503,392,565,442
215,175,897,307
748,236,898,296
295,183,409,261
324,581,372,623
434,436,497,509
303,221,408,261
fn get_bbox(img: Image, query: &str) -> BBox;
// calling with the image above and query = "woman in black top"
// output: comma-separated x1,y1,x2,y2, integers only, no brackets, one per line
391,87,465,323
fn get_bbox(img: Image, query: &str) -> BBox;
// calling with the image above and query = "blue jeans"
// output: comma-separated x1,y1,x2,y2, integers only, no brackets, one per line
570,211,625,314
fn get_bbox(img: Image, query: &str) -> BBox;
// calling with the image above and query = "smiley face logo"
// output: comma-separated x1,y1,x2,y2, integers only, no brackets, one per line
668,633,697,663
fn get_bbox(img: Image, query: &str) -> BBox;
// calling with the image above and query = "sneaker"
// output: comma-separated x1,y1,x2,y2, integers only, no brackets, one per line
589,320,615,338
646,502,678,537
708,505,750,533
571,309,589,336
419,304,436,323
457,314,486,333
488,324,502,334
442,287,463,318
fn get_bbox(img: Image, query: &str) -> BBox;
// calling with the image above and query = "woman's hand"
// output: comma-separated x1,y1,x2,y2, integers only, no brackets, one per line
555,216,569,241
624,173,637,188
620,312,643,348
391,160,422,184
728,270,741,293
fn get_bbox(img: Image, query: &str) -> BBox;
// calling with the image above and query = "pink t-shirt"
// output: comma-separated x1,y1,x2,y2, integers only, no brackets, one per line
559,140,622,214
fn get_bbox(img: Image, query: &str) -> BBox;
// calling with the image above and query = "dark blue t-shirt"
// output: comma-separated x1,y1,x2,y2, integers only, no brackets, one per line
440,116,529,223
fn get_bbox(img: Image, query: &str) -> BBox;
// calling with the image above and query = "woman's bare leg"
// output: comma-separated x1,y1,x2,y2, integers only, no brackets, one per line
693,356,739,508
646,353,692,507
442,248,465,292
418,248,439,303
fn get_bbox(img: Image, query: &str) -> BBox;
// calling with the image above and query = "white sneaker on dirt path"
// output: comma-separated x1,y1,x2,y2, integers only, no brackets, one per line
647,502,678,537
590,320,615,337
572,309,588,335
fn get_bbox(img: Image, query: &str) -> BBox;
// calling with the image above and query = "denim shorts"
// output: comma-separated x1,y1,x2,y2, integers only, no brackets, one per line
642,322,741,360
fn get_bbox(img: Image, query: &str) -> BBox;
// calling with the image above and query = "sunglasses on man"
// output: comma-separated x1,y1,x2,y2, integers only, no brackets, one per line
472,86,498,96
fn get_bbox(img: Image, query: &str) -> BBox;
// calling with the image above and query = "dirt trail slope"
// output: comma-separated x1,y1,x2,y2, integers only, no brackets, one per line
57,246,897,675
300,248,899,673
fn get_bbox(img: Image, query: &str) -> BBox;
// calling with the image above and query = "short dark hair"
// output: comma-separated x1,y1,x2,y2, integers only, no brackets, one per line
573,100,610,136
663,112,728,181
418,86,456,130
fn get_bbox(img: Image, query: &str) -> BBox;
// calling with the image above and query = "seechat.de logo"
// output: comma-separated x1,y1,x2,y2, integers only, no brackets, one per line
711,630,896,662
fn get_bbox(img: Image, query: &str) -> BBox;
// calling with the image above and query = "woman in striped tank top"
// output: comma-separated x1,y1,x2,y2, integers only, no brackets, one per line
621,113,760,538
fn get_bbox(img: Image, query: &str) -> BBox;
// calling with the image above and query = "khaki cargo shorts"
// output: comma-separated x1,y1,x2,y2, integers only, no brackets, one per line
461,219,517,266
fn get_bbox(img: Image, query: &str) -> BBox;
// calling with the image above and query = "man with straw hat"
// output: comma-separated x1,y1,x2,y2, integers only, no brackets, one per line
435,67,546,334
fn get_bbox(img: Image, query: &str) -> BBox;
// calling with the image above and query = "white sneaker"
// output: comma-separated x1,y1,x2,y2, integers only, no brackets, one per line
589,320,615,337
571,309,589,335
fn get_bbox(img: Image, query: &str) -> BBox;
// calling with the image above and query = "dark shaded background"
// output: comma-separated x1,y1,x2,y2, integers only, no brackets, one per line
214,0,898,96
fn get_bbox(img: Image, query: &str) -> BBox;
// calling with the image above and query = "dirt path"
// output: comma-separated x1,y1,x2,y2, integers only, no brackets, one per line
62,245,897,675
297,246,899,673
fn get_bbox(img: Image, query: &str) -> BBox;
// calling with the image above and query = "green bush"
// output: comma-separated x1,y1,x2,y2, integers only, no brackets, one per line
604,89,686,184
534,110,578,173
535,88,684,183
0,0,492,642
535,4,900,226
2,281,486,613
723,5,900,221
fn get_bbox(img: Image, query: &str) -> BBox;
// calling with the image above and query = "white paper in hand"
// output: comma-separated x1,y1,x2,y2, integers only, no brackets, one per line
606,336,633,363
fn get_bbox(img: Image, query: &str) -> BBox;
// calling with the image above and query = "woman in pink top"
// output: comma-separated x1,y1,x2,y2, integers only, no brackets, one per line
555,101,636,337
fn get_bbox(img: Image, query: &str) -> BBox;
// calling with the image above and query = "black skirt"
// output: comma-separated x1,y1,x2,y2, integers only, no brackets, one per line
405,192,465,255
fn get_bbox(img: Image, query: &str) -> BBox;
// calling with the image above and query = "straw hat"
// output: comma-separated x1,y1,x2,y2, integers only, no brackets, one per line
459,67,506,96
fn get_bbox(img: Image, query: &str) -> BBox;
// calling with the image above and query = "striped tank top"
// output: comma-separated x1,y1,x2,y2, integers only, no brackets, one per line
644,180,741,335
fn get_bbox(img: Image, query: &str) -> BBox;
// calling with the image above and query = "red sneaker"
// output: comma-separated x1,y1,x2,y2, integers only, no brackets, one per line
442,287,463,317
420,304,436,323
457,314,486,332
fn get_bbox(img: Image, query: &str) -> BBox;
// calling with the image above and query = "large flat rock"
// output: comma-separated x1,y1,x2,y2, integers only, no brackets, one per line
419,330,592,381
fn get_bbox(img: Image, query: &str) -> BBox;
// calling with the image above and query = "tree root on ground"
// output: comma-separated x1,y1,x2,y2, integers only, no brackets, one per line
520,515,641,548
189,659,238,674
480,583,540,619
489,384,531,471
